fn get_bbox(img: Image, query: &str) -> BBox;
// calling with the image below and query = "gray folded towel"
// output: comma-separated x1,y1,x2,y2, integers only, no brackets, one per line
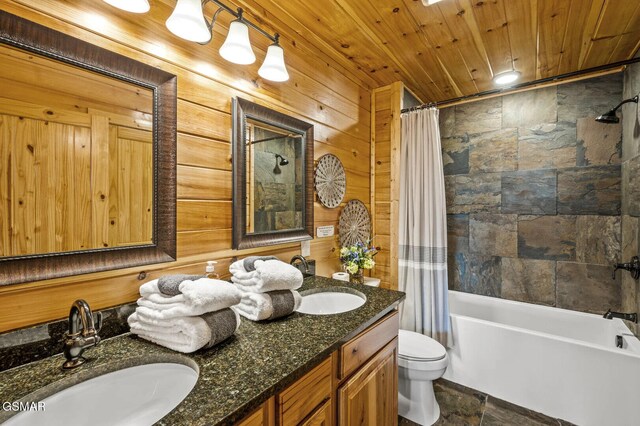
268,290,296,319
242,256,279,272
233,290,302,321
201,308,239,349
157,274,205,296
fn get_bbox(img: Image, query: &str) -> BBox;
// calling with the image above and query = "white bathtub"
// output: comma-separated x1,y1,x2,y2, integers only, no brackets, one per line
444,290,640,426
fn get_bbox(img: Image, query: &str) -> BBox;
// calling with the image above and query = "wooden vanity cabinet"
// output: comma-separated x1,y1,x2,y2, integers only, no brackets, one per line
236,311,399,426
337,338,398,425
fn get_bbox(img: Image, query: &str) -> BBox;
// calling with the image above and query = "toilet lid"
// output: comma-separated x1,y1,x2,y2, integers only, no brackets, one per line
398,329,446,361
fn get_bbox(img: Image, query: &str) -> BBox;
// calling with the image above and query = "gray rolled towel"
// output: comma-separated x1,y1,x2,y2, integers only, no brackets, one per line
157,274,205,296
268,290,296,320
201,308,239,349
242,255,279,272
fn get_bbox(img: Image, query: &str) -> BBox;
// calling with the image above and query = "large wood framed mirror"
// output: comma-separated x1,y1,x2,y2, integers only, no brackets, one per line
232,98,314,249
0,11,177,285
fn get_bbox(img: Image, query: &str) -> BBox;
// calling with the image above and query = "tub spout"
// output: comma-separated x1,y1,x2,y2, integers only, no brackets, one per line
603,309,638,323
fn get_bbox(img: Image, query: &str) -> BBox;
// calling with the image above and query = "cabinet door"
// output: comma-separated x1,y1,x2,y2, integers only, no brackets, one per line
338,338,398,426
301,400,332,426
236,397,275,426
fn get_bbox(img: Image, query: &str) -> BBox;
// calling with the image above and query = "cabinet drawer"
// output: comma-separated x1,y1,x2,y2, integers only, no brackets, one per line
278,357,332,426
339,310,399,379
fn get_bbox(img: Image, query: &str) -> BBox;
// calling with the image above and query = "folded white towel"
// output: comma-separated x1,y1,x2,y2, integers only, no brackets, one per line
128,308,240,353
229,259,303,293
137,278,241,318
233,290,302,321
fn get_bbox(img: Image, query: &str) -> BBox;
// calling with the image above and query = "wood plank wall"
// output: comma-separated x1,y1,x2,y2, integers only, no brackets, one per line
371,82,402,290
0,0,372,332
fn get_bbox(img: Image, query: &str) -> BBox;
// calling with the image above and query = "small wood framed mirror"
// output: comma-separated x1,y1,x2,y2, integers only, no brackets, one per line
0,11,177,285
232,98,314,249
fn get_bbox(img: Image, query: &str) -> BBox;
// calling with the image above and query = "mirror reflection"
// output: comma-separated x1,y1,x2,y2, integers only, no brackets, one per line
0,44,154,258
246,119,303,234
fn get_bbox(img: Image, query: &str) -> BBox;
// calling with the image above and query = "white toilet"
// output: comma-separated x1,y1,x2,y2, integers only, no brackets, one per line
342,273,447,425
397,329,449,426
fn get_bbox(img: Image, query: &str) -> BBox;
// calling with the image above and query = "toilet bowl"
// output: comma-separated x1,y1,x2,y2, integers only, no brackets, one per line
398,329,448,426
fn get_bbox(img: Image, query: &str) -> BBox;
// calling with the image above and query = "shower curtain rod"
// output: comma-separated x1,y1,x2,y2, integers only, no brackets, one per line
401,56,640,113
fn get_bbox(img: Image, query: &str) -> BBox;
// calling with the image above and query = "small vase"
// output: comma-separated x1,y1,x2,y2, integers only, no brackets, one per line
349,269,364,284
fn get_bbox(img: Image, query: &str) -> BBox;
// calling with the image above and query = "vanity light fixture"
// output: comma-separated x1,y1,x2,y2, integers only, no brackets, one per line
166,0,212,43
106,0,288,81
103,0,150,14
421,0,443,5
493,70,521,86
258,36,289,82
219,10,256,65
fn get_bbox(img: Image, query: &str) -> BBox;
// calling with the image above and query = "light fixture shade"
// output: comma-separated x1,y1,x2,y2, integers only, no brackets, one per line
103,0,150,13
166,0,212,43
493,70,521,85
259,43,289,82
219,20,256,65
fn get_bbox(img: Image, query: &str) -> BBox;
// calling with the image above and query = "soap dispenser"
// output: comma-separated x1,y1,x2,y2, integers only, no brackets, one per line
205,260,219,279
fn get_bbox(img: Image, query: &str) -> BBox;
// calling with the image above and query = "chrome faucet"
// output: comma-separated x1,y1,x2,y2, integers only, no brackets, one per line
603,309,638,323
290,255,309,274
62,299,102,369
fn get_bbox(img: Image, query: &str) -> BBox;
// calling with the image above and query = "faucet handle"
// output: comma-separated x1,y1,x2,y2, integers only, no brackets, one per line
93,312,103,332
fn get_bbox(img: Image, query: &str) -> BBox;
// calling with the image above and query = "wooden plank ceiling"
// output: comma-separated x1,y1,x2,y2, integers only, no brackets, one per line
235,0,640,103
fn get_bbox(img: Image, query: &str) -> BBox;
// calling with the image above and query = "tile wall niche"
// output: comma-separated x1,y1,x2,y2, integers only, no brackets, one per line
621,62,640,334
442,73,627,316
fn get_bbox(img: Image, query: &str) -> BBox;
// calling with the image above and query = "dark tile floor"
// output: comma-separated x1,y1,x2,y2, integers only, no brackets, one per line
399,379,575,426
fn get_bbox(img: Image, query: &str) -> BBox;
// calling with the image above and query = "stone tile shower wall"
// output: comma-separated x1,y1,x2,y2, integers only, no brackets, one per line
621,62,640,333
441,74,624,315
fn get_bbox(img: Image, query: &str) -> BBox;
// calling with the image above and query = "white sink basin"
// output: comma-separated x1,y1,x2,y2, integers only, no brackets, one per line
297,288,366,315
4,363,198,426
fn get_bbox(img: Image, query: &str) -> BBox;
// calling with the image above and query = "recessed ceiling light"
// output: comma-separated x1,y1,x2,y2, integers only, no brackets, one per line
493,70,521,86
103,0,150,13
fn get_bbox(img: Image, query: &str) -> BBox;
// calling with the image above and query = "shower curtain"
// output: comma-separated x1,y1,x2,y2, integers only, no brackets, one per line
398,107,451,346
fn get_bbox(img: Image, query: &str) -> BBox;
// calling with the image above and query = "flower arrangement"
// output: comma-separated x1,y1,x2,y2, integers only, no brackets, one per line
339,241,377,283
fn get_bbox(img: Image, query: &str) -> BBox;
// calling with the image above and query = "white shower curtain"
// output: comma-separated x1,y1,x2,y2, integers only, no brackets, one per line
398,107,451,346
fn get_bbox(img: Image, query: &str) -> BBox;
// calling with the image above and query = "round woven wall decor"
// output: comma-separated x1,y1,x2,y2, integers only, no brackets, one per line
314,154,346,209
339,200,371,247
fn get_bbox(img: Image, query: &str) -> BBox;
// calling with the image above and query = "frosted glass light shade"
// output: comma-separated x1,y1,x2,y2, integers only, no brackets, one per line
166,0,212,43
103,0,150,13
493,70,521,85
258,43,289,82
219,20,256,65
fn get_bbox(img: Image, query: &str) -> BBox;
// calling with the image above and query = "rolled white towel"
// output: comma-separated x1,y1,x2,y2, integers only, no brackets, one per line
233,290,301,321
137,278,241,318
229,259,303,293
128,307,240,353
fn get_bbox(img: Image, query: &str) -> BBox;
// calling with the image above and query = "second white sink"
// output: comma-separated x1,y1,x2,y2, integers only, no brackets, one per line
4,362,198,426
297,288,366,315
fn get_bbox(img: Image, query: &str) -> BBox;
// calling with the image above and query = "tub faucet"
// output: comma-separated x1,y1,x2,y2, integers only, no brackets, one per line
290,255,309,273
62,299,102,369
603,309,638,323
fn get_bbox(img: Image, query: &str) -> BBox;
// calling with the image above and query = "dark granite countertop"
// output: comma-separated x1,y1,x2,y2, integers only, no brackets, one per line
0,276,405,425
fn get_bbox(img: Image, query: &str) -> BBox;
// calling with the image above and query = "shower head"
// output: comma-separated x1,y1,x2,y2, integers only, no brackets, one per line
595,95,638,124
273,154,289,174
275,154,289,166
595,109,620,124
